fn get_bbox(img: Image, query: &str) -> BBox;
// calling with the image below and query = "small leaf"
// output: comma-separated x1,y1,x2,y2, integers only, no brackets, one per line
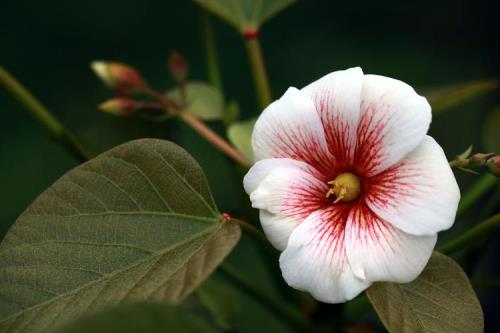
425,79,499,114
0,139,240,333
458,166,480,175
482,107,500,153
193,0,296,33
168,82,224,120
197,279,240,330
457,145,473,160
227,118,256,162
52,301,220,333
366,252,483,333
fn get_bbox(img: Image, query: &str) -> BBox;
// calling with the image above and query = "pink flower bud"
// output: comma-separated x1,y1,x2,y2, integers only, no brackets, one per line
486,156,500,177
168,51,188,82
91,61,147,95
98,97,137,116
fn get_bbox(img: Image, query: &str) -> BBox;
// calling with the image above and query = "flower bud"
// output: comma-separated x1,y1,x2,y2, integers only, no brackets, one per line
469,153,493,166
91,61,147,95
98,97,137,116
168,51,188,82
486,156,500,177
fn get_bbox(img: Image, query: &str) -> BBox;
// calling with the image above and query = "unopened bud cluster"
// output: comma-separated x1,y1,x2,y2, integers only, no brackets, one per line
99,97,137,116
486,156,500,177
91,52,189,118
91,61,147,95
450,149,500,178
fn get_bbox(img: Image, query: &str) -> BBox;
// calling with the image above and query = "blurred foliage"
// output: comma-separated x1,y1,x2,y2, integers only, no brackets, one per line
197,279,241,330
227,117,256,162
426,79,499,114
483,107,500,153
167,81,225,120
194,0,296,33
52,301,219,333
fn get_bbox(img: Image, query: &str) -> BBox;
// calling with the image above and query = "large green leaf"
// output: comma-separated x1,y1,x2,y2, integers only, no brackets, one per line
193,0,296,33
53,301,220,333
425,79,499,114
227,118,256,163
366,252,483,333
482,107,500,153
168,82,224,120
0,139,241,333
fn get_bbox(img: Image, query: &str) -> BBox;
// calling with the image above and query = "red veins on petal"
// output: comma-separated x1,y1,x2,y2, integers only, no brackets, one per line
280,174,329,220
272,121,334,175
363,160,423,211
314,91,356,172
354,101,391,176
348,203,398,249
310,205,351,257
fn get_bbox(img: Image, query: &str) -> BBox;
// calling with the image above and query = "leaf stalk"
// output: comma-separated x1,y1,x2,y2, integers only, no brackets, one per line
219,262,310,331
244,35,272,111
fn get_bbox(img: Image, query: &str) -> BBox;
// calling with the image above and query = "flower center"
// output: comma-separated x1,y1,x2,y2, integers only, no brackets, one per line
325,172,361,203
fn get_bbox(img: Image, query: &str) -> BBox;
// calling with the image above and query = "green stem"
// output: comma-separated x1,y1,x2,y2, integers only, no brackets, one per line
233,218,294,300
0,66,91,162
201,12,223,97
234,219,274,252
438,213,500,254
219,262,309,331
457,174,498,215
244,37,272,110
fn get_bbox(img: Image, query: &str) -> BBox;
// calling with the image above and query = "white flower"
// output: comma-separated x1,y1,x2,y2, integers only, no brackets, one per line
243,67,460,303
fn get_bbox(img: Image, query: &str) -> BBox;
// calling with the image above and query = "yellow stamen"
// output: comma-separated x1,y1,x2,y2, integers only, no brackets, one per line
326,172,361,203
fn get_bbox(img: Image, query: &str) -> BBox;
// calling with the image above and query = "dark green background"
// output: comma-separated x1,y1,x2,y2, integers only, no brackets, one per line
1,0,499,331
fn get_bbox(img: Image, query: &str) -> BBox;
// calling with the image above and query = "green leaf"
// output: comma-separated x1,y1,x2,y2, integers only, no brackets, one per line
0,139,241,333
223,100,241,125
366,252,483,333
193,0,296,33
482,107,500,153
227,118,256,162
425,79,499,114
55,302,219,333
197,279,240,330
168,82,224,120
52,301,220,333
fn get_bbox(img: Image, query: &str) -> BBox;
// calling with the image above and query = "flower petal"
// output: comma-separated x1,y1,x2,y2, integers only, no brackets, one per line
355,74,431,176
302,67,364,169
365,136,460,236
252,87,332,173
280,206,371,303
244,159,328,250
259,210,299,251
346,204,436,283
243,158,321,194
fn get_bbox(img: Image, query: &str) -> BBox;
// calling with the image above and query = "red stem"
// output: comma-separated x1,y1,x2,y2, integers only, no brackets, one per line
180,112,250,167
146,88,251,168
137,101,163,110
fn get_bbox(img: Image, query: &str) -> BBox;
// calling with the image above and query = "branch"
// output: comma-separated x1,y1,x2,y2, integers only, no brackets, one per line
439,213,500,254
0,66,92,162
